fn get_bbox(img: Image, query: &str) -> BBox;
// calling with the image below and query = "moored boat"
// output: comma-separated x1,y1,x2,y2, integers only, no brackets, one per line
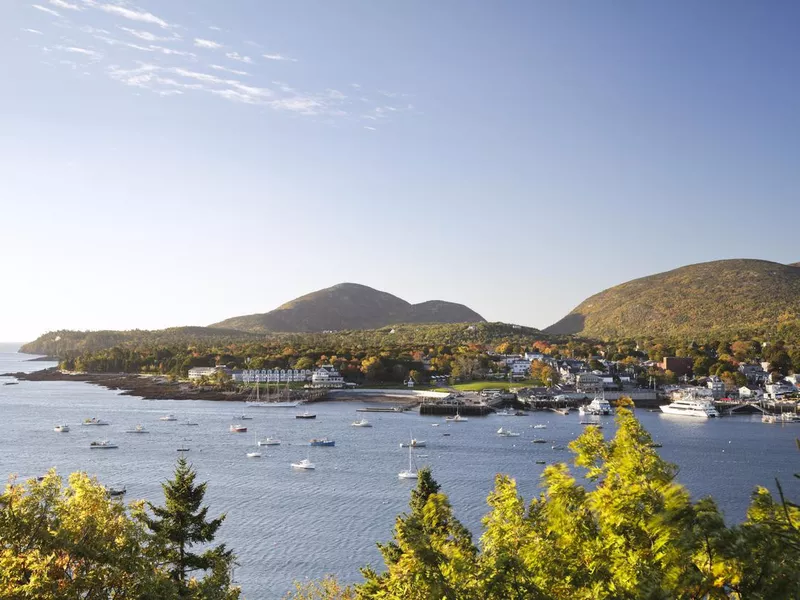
295,412,317,419
159,414,177,421
82,417,109,426
309,438,335,447
54,424,70,433
351,419,372,427
125,424,149,434
660,395,719,418
230,424,248,433
497,427,520,437
90,440,118,449
291,458,315,470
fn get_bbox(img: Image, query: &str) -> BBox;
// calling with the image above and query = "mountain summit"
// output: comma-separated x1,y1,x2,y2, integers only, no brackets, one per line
545,259,800,339
209,283,485,333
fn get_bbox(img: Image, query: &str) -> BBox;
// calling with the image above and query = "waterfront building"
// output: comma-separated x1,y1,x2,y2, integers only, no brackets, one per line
576,372,603,394
707,376,726,400
233,369,312,383
188,366,230,380
311,365,345,388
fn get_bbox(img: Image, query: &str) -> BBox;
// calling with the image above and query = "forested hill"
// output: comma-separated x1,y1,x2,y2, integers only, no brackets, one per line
21,322,548,358
208,282,485,333
545,259,800,340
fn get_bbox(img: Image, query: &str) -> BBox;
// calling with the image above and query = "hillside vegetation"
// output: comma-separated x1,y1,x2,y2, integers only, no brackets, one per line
209,282,485,333
545,259,800,340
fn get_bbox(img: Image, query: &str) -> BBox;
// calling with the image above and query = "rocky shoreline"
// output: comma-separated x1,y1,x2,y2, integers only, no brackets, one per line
4,369,250,402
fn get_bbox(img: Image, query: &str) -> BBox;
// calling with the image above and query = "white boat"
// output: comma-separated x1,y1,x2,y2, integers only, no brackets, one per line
578,396,613,416
495,409,514,416
398,444,418,479
497,427,520,437
125,424,149,434
400,438,426,448
431,423,439,427
54,424,70,433
533,424,547,429
235,414,253,420
159,414,177,421
82,418,109,426
230,424,248,433
246,451,262,458
90,440,118,449
445,412,468,422
351,419,372,427
258,437,281,446
291,458,315,470
660,396,719,418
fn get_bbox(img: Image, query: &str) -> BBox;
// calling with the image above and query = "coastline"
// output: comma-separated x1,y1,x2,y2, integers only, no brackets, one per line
4,369,251,402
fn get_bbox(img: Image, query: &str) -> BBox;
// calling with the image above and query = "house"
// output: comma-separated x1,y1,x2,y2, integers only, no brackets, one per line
738,386,764,400
188,366,222,380
661,357,693,377
576,373,603,394
233,368,312,383
707,376,726,400
311,365,345,388
739,364,767,384
766,379,797,399
508,359,531,379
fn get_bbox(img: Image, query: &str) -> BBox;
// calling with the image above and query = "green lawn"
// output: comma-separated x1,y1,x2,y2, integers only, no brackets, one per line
434,380,542,392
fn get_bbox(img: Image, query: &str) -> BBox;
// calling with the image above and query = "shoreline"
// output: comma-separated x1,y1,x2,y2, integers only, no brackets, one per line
3,369,420,405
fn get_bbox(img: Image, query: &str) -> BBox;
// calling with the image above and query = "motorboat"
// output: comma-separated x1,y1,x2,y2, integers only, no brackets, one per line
514,411,527,416
291,458,315,470
535,460,546,465
351,419,372,427
431,423,439,427
183,421,199,426
295,412,317,419
125,424,149,434
246,451,262,458
159,414,177,421
532,438,547,444
398,444,418,479
533,424,547,429
762,414,778,423
660,396,719,418
551,444,566,450
235,414,253,420
106,486,126,497
578,396,613,416
54,424,70,433
495,409,514,416
309,438,335,447
177,447,190,452
82,418,109,426
230,424,248,433
90,440,118,449
445,413,468,423
400,438,426,448
258,437,281,446
497,427,520,437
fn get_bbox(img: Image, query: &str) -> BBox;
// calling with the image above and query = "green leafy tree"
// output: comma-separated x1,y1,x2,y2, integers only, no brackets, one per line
142,458,238,599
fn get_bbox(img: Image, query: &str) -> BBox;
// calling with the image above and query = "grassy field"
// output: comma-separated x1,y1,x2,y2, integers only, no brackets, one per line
433,380,541,392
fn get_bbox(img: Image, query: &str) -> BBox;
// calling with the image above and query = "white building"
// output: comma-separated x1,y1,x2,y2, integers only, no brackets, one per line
738,386,764,400
311,365,345,388
188,367,220,380
233,368,312,383
508,359,531,379
766,380,796,399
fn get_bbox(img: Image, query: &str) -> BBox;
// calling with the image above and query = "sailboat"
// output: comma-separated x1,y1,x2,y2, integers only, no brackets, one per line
445,408,468,422
398,444,418,479
400,431,426,448
246,430,262,458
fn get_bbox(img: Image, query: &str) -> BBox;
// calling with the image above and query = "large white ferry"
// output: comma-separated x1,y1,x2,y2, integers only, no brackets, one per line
660,396,719,418
578,396,613,416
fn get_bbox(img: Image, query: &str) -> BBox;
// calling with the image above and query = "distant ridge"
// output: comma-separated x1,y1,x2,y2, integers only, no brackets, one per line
545,259,800,339
209,282,486,333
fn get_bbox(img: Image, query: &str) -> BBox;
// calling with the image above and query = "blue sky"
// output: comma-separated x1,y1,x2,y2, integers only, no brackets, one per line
2,0,799,342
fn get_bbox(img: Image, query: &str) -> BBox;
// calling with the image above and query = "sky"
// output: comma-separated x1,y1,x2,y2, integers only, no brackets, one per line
1,0,799,342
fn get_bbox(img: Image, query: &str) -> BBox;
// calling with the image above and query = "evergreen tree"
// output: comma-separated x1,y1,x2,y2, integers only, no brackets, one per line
143,458,238,599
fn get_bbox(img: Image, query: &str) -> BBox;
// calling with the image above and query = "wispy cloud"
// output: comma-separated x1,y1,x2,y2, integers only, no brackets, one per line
208,25,222,31
93,3,171,29
22,28,44,34
262,53,297,62
118,27,170,42
59,46,103,60
194,38,223,49
49,0,81,10
364,126,376,131
32,4,61,17
210,64,249,76
225,51,252,64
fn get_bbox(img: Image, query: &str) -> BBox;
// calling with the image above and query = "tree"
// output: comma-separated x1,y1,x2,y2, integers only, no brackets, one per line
0,470,166,599
359,468,478,599
142,458,238,599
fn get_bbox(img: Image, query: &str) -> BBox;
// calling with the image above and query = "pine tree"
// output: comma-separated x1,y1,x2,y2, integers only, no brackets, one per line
143,458,238,599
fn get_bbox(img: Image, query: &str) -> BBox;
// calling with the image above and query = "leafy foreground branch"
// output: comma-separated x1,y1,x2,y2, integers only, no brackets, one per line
0,457,238,600
291,409,800,600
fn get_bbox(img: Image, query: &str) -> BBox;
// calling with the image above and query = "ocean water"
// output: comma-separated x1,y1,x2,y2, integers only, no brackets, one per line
2,347,800,599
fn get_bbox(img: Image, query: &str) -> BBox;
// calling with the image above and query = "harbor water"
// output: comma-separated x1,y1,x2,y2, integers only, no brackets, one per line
1,347,799,599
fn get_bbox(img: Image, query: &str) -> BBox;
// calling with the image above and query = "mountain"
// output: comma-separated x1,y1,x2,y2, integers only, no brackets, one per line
209,283,486,333
545,259,800,339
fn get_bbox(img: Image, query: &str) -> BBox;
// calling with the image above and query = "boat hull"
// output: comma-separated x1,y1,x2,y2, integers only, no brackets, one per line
659,406,717,418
